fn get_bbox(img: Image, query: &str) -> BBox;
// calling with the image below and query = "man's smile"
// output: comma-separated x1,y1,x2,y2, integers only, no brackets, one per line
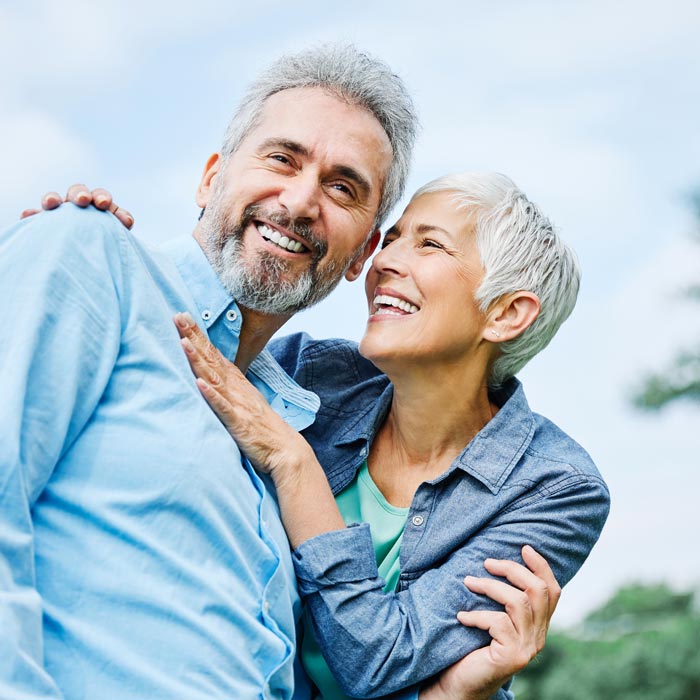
255,221,309,254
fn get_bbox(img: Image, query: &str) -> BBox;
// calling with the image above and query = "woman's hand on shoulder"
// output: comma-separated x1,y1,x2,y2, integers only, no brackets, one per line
420,545,560,700
21,184,134,229
174,312,314,481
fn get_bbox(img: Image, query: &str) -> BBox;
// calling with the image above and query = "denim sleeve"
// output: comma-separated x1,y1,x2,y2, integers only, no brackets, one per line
0,208,124,699
293,475,610,698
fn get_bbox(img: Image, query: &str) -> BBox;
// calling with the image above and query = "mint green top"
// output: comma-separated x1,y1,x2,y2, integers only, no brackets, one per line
301,461,409,700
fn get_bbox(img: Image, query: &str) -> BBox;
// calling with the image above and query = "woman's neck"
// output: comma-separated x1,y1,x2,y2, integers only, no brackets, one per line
367,358,498,507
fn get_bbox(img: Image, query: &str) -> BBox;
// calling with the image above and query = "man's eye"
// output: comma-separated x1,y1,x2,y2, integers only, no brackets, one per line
270,154,292,165
328,182,354,199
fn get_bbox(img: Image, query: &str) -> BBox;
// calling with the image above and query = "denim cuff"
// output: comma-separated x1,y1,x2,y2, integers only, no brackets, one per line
292,522,378,596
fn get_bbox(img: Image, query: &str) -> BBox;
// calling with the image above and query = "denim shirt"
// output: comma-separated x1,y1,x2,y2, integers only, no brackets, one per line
270,333,610,699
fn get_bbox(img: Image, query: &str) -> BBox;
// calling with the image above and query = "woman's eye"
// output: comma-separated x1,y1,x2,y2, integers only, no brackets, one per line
380,236,396,249
420,238,443,249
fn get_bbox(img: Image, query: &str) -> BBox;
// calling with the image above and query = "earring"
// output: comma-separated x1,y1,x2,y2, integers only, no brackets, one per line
491,330,501,338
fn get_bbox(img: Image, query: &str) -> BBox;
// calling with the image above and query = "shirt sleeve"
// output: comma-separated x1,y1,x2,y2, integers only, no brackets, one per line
292,472,610,698
0,207,125,699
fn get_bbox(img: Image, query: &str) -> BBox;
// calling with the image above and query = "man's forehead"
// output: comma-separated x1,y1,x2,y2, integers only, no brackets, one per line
247,87,392,184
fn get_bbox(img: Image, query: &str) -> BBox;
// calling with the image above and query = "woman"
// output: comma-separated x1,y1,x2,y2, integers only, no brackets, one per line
171,172,610,699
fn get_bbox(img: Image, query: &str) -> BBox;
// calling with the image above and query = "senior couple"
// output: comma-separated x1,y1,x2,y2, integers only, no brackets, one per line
1,44,609,700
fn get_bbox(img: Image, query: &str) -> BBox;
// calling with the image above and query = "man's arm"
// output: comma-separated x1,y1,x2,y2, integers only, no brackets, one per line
0,208,124,699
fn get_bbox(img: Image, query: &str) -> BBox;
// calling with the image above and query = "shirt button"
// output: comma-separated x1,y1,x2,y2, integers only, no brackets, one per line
201,309,212,321
226,309,238,322
359,446,368,457
411,515,425,527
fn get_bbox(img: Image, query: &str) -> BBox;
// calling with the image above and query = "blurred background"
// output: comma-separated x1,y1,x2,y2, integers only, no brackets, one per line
2,1,698,695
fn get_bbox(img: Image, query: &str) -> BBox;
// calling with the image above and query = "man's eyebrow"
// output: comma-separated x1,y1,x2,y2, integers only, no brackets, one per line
257,138,373,199
257,138,310,157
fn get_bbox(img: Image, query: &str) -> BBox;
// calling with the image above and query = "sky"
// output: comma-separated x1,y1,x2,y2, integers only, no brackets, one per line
1,0,699,627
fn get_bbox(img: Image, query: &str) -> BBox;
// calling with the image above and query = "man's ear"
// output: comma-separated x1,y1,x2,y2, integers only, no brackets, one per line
196,154,222,208
345,229,381,282
485,291,541,342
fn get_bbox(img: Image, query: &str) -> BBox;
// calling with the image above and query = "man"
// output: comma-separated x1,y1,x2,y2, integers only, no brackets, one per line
1,45,553,700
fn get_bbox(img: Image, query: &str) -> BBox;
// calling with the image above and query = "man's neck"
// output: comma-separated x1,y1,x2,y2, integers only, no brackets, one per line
234,306,292,373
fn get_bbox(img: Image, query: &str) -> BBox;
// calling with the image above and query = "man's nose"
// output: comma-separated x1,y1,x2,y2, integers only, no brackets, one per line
278,172,321,222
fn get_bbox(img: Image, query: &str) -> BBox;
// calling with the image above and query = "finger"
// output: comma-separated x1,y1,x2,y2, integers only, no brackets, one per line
110,203,134,229
20,208,41,219
41,192,63,210
464,576,535,636
91,188,113,210
174,313,231,374
483,557,552,619
196,377,237,430
521,545,561,610
65,184,92,207
181,337,224,388
457,610,531,671
457,610,516,641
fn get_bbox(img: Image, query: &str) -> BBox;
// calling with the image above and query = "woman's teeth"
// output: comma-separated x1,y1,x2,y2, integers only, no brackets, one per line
373,294,419,314
256,223,306,253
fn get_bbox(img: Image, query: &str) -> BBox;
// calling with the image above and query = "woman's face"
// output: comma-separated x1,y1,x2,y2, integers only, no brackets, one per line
359,191,492,370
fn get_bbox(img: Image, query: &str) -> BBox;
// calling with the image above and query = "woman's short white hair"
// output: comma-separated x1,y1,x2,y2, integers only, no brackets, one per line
413,172,581,386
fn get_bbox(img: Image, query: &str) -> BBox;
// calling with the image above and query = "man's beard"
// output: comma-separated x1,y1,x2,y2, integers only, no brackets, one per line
199,195,360,316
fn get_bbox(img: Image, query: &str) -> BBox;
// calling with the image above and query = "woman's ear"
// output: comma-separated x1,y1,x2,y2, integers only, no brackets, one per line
485,291,541,342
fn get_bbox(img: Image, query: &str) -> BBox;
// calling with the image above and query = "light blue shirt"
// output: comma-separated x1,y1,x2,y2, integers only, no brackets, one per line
0,206,319,700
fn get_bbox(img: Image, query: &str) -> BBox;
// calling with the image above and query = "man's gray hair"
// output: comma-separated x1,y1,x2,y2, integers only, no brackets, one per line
413,173,581,386
221,43,418,228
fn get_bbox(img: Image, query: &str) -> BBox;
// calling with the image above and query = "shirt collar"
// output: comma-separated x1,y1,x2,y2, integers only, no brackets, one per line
159,235,320,430
332,377,534,495
159,235,234,330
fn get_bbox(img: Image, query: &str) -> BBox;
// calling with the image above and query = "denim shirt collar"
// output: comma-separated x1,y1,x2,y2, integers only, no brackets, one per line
331,377,534,495
159,235,320,430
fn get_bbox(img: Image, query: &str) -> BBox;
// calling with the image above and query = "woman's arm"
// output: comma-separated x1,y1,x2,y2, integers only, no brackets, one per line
175,314,604,698
176,312,347,548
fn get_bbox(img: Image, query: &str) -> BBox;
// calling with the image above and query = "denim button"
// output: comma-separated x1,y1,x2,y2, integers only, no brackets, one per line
201,309,212,321
411,515,424,527
226,309,237,322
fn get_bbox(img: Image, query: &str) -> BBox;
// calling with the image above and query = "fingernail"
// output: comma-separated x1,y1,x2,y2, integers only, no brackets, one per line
181,337,194,354
95,196,108,207
76,191,90,204
174,313,190,329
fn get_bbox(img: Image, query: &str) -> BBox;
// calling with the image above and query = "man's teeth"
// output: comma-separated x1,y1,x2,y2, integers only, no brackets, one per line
374,294,419,314
256,223,305,252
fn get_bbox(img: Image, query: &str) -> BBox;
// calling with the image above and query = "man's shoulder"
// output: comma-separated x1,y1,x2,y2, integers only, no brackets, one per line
2,205,132,269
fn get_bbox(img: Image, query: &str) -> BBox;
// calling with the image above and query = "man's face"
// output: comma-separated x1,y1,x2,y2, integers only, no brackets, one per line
195,87,393,316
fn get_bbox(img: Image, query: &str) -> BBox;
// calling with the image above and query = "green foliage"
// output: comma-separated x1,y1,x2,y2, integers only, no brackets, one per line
633,353,700,410
632,190,700,411
514,583,700,700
